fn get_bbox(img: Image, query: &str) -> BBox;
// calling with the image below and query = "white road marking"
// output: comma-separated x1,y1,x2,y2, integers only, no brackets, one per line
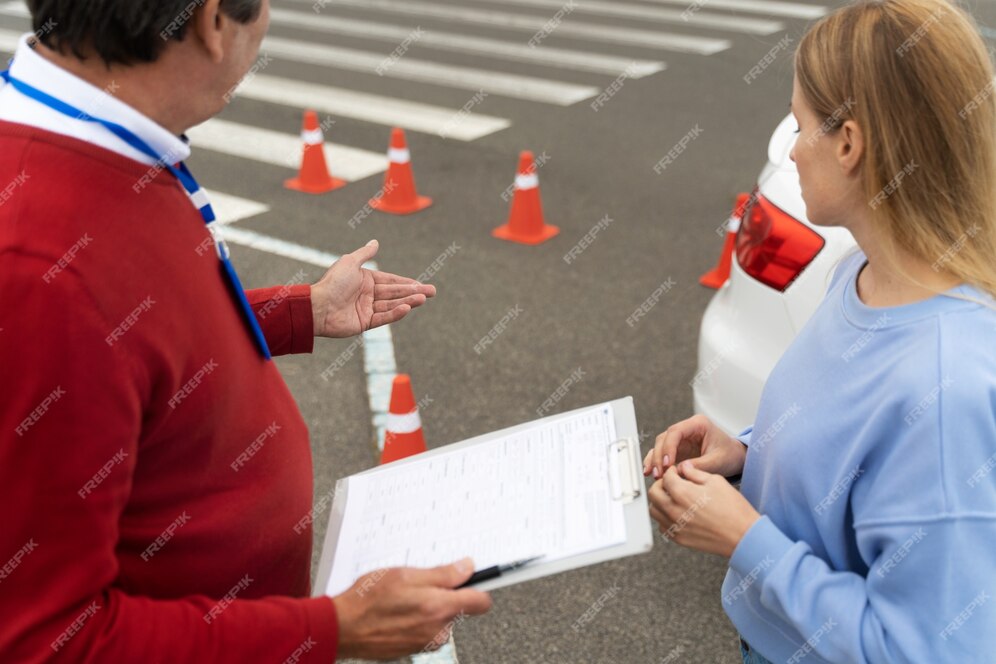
204,189,271,226
259,36,600,106
300,0,731,55
268,8,665,78
190,119,387,181
636,0,827,20
234,74,510,141
461,0,784,35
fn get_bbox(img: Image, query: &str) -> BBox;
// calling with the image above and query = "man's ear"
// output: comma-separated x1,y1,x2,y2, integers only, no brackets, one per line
191,0,226,64
837,119,864,177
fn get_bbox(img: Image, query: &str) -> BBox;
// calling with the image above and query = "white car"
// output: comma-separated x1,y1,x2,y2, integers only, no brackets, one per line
693,114,856,436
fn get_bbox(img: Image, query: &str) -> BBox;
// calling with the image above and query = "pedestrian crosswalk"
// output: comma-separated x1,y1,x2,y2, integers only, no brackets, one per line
0,0,830,225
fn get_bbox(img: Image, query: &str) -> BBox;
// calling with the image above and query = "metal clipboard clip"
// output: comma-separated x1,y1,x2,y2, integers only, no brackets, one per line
607,438,641,504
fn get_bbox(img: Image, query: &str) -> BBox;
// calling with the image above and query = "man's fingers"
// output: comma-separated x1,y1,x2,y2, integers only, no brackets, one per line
369,304,411,329
374,283,433,299
406,558,476,589
450,589,493,616
374,294,426,313
372,271,437,296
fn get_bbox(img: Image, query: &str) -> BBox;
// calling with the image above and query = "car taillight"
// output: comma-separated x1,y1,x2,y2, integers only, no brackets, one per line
735,190,825,291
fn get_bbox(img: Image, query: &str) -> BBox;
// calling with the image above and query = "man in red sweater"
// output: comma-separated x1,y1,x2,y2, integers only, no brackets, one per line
0,0,491,661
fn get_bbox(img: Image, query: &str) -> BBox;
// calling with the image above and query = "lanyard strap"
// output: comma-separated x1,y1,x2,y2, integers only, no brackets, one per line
1,68,272,360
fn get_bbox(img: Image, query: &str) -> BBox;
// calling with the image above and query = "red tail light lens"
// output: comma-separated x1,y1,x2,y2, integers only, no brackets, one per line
735,191,825,291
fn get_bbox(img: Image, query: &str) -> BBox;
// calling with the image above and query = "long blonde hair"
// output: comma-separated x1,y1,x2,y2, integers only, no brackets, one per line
795,0,996,300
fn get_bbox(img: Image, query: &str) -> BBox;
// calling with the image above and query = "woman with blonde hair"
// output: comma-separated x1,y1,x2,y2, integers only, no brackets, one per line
644,0,996,661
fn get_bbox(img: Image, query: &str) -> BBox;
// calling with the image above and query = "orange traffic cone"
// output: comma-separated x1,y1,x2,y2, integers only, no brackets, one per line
492,151,559,245
700,193,750,289
380,374,427,465
285,110,346,194
370,128,432,215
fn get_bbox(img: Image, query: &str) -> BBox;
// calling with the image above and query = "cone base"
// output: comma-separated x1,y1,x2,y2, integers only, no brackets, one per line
369,195,433,215
284,176,348,194
492,223,560,245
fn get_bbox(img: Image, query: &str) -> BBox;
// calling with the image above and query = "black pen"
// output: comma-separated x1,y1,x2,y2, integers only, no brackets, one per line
456,555,544,589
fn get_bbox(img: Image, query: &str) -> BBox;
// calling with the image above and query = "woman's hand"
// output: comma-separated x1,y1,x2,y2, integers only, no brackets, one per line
648,462,761,558
643,414,746,480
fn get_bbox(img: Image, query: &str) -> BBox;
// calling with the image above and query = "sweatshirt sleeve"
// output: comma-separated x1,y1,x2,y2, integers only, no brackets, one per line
0,259,337,662
247,284,314,356
729,514,996,663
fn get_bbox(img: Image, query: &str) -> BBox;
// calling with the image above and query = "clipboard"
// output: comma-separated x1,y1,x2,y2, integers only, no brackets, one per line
313,397,653,597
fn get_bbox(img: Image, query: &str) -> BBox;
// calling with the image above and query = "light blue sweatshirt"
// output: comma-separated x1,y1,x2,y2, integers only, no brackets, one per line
723,251,996,663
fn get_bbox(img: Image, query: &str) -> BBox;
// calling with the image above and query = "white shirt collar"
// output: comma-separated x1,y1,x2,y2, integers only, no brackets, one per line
0,34,190,166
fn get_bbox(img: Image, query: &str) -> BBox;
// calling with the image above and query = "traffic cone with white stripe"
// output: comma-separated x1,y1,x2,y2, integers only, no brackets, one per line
380,374,427,465
699,192,750,289
285,110,346,194
492,150,559,245
370,128,433,215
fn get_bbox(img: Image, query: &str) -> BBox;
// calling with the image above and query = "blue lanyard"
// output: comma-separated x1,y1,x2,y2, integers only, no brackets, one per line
1,68,272,360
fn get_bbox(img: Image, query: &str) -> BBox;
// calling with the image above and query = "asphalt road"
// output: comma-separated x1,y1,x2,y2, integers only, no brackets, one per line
4,0,995,662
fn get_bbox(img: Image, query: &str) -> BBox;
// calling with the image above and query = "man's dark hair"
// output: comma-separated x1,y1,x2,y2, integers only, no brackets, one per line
27,0,263,65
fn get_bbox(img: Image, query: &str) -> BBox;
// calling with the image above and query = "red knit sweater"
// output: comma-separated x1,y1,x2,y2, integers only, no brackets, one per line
0,122,339,662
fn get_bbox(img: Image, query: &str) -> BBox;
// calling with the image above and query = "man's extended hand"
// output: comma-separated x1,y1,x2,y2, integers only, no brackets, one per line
311,240,436,338
333,558,492,660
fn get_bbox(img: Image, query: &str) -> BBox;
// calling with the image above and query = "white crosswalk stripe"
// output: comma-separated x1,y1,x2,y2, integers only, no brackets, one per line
299,0,732,54
188,119,387,181
259,36,602,106
632,0,827,20
267,8,665,78
458,0,785,35
203,189,271,226
233,74,511,140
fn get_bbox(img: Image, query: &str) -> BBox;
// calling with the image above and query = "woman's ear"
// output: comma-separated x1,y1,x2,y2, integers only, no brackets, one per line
836,119,864,177
191,0,226,64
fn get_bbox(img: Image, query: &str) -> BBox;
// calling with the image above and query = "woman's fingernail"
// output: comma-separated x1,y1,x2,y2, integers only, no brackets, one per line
653,467,661,479
663,454,670,467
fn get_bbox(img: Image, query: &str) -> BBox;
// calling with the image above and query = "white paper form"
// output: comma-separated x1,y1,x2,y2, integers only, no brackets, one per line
326,404,626,596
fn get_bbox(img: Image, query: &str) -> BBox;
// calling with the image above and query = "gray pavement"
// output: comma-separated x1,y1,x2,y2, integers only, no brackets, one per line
5,0,995,662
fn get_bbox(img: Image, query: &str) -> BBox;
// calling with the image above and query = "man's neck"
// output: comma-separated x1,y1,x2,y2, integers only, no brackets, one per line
33,41,192,135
